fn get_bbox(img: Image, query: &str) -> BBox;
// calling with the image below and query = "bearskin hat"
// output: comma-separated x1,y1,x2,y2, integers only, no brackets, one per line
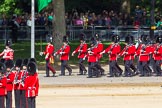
156,36,162,43
5,60,14,69
47,34,53,43
5,40,11,47
141,35,148,43
112,35,120,43
29,58,37,64
15,59,23,67
90,37,96,45
22,58,29,66
27,62,37,75
125,35,134,44
79,33,86,41
95,33,101,41
0,62,6,74
130,36,134,43
63,35,68,43
125,36,130,43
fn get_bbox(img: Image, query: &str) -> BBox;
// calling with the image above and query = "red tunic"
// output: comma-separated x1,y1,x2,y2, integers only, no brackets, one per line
136,44,154,61
73,43,87,58
96,42,104,60
153,44,162,60
24,73,39,97
18,70,28,90
44,44,54,60
0,76,7,96
13,70,21,90
119,44,136,60
103,43,121,61
86,47,98,62
0,48,14,60
6,72,15,91
55,45,70,60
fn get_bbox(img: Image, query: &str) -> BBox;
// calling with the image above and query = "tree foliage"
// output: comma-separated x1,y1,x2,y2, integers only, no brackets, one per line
0,0,161,17
0,0,31,17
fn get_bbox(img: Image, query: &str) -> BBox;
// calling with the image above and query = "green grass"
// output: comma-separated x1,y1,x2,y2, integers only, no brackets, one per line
0,41,126,65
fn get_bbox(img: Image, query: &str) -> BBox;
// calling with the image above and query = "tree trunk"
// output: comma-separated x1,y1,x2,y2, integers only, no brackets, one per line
52,0,66,62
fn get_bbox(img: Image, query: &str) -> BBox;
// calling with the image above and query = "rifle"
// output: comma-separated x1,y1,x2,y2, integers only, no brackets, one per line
155,43,162,54
141,44,146,54
19,69,28,87
60,45,67,55
122,44,132,56
78,43,84,55
0,75,3,81
108,43,117,54
5,66,15,78
14,68,21,84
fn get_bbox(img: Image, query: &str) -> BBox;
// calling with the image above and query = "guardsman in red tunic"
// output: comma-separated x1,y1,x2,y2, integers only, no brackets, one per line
136,35,153,76
54,36,72,76
18,58,29,108
0,62,7,108
153,36,162,76
13,59,23,108
0,40,14,61
100,35,122,77
72,33,87,75
84,37,98,78
40,36,56,77
25,62,39,108
95,33,105,76
5,60,15,108
119,36,136,77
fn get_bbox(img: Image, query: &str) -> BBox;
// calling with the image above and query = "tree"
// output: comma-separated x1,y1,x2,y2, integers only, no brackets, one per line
52,0,66,61
0,0,21,16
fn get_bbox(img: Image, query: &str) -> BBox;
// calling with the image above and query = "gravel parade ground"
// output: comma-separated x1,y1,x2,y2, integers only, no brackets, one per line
34,64,162,108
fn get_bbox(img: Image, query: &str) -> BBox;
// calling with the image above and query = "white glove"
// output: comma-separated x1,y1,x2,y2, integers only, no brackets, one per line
39,52,43,56
60,52,64,55
45,55,48,59
72,52,74,56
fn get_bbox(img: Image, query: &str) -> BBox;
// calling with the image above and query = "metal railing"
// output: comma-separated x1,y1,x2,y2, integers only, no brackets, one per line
0,25,161,41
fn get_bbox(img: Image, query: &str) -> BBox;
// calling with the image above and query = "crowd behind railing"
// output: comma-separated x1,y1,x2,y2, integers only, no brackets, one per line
0,7,161,41
0,7,162,27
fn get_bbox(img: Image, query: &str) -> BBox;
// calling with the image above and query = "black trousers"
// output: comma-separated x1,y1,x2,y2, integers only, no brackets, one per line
0,96,5,108
130,60,137,73
20,90,26,108
78,58,87,74
61,60,72,75
124,60,133,76
154,60,162,75
109,60,122,76
27,97,35,108
140,61,152,76
14,90,20,108
95,61,105,75
88,62,98,77
6,91,12,108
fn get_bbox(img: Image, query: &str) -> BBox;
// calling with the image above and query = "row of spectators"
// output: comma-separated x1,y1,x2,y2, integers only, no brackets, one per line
66,7,162,27
0,6,161,28
0,12,53,27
